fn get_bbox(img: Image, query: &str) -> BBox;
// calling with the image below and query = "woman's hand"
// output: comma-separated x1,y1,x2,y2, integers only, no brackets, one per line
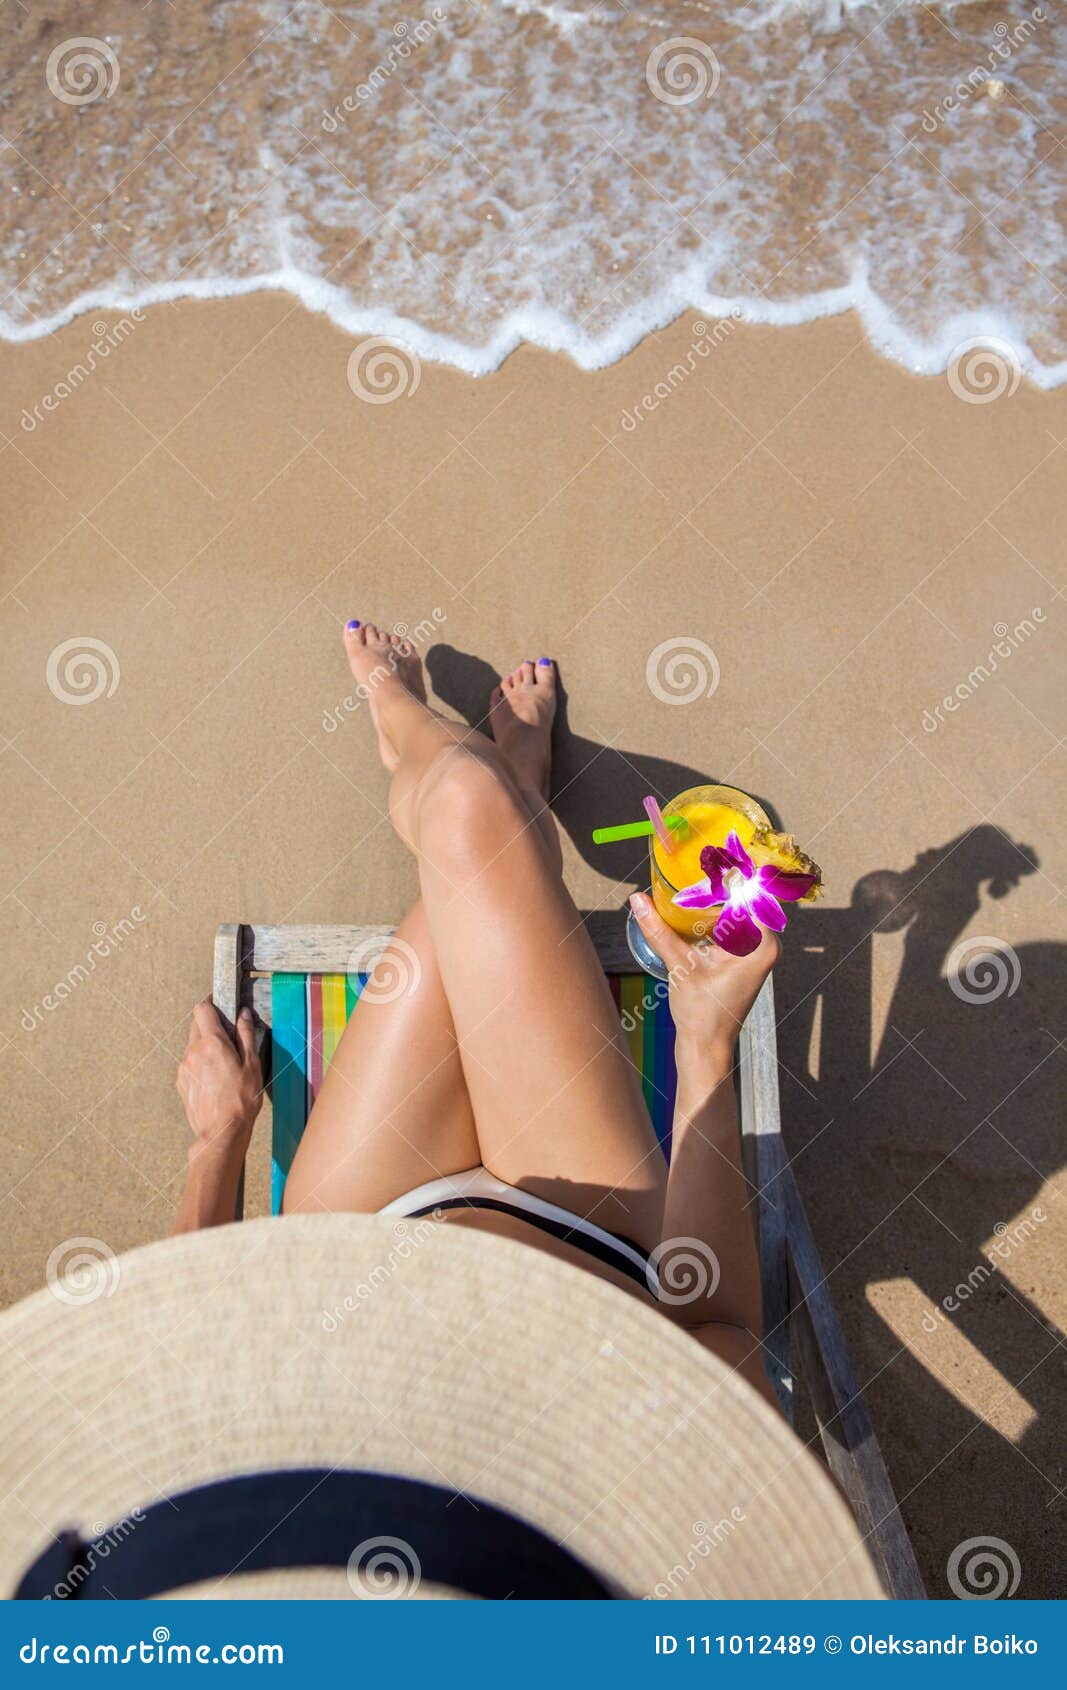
635,893,778,1339
176,999,263,1156
628,892,778,1067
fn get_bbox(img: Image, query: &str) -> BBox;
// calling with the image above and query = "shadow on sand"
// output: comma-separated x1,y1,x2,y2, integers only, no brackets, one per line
427,643,777,889
774,825,1064,1597
432,644,1065,1597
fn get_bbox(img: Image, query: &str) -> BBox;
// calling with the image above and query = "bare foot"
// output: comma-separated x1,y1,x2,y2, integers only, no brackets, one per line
489,658,557,798
343,620,428,772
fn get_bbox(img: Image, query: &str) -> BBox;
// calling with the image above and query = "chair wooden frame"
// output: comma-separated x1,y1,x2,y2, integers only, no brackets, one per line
214,917,925,1599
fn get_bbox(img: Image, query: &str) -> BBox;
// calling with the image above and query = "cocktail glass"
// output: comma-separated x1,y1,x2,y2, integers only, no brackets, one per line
626,783,772,981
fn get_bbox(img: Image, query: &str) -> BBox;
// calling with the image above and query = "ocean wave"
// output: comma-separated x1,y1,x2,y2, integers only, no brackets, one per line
1,0,1063,383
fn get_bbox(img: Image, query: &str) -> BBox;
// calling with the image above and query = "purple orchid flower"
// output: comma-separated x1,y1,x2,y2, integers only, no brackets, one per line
672,830,816,957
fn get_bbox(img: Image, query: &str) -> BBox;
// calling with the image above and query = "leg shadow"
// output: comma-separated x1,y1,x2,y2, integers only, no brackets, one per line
427,642,777,894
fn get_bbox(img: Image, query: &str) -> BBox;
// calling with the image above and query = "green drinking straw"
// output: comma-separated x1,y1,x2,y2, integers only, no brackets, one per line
591,815,688,845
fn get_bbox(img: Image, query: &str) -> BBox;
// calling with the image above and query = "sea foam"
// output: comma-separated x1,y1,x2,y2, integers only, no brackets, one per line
1,0,1063,383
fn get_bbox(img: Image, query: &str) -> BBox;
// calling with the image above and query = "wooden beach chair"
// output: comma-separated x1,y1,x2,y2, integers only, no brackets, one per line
213,917,925,1600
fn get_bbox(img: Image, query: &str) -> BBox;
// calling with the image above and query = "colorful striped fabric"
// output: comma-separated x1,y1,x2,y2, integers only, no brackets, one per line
269,971,677,1214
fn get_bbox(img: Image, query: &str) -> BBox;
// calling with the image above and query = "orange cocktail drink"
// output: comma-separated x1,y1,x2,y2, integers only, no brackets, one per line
650,784,771,939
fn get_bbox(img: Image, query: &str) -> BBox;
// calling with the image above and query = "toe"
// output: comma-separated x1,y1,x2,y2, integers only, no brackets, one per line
490,683,502,707
501,672,515,692
344,619,364,645
536,657,556,686
518,661,535,684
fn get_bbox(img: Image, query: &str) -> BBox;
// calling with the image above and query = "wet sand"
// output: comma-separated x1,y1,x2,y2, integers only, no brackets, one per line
1,296,1065,1595
3,1,1065,371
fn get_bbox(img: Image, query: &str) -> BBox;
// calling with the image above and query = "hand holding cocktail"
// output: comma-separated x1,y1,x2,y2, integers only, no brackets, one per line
628,888,779,1062
595,783,821,979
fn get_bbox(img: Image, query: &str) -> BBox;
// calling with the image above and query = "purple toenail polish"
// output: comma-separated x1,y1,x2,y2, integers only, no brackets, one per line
538,657,551,666
347,619,360,630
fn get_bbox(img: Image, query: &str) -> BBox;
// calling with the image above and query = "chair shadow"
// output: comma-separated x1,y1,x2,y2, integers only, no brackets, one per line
427,643,778,893
774,825,1065,1598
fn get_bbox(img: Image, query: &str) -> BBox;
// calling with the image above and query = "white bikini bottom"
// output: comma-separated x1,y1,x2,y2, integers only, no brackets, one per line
381,1166,655,1295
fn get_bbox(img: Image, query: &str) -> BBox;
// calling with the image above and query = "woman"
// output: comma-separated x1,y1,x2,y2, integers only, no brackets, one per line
173,624,779,1407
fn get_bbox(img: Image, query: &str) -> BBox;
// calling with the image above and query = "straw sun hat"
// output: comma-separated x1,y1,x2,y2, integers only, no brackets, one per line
0,1214,882,1600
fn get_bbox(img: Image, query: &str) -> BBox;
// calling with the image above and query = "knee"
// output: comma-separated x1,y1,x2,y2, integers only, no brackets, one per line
412,744,526,865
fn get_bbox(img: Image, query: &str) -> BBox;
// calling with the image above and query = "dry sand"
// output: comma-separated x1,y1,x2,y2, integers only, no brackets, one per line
1,297,1064,1596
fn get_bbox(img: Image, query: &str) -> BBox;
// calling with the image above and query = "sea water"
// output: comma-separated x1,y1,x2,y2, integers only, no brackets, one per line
1,0,1064,383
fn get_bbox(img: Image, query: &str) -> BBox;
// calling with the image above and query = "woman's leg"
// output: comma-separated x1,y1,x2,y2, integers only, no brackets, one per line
348,626,668,1250
283,638,562,1216
282,897,480,1213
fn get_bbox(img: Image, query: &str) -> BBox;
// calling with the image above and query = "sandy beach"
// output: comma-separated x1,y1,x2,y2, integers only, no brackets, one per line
2,292,1065,1595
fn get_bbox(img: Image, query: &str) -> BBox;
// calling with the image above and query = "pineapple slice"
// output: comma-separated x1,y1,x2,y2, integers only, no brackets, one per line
747,827,823,902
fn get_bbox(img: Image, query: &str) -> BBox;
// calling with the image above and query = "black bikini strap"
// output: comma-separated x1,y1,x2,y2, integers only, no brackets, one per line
409,1196,653,1293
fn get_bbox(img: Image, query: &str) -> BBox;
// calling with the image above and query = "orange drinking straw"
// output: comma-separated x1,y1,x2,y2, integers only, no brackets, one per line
643,795,675,854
